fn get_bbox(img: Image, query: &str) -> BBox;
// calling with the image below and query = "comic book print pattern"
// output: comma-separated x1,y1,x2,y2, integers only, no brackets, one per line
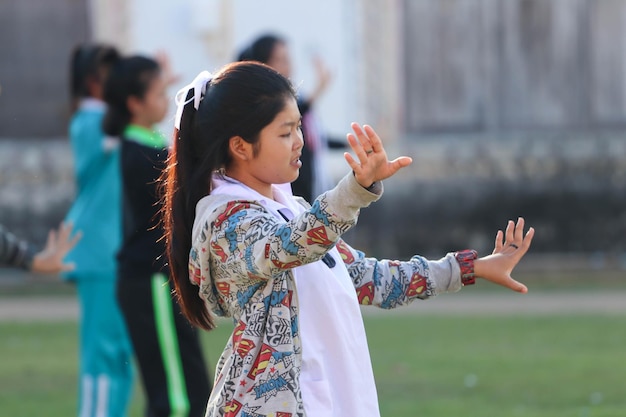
190,191,438,416
334,240,436,308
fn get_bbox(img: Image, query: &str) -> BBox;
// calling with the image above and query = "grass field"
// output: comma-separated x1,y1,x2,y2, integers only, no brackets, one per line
1,313,625,417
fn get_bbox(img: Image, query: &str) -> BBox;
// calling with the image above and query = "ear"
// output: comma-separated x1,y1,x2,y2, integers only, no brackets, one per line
228,136,253,162
126,95,143,116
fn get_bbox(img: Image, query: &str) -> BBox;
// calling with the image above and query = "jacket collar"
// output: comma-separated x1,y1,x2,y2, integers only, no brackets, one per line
210,174,302,221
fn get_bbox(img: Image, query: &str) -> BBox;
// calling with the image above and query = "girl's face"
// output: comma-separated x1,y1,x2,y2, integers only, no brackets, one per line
130,72,169,127
231,96,303,197
267,42,292,78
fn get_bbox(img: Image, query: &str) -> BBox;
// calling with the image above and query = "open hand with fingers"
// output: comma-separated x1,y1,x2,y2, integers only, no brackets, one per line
344,123,413,188
31,222,82,274
473,217,535,293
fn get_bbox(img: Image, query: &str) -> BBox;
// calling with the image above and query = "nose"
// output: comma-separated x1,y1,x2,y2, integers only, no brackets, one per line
295,128,304,150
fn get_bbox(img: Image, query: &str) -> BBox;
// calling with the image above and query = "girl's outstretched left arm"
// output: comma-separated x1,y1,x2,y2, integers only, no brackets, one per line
338,218,535,308
336,239,462,309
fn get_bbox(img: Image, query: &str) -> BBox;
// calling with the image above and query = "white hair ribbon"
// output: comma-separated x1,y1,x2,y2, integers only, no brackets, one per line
174,70,213,129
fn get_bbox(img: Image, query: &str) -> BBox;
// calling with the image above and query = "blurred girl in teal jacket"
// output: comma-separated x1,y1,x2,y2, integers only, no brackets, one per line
64,44,134,417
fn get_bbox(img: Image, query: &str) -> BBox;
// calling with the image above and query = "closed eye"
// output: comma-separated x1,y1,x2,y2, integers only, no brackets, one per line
280,118,302,137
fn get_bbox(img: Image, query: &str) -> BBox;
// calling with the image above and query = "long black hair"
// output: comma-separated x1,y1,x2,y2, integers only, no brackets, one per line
161,61,295,330
102,56,160,136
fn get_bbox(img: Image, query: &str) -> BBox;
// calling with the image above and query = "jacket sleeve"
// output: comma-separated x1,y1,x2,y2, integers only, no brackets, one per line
69,114,109,182
195,173,382,282
334,238,463,308
0,224,35,270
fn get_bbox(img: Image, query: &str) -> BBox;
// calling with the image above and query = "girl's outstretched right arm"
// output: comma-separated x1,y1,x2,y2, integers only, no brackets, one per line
195,171,383,283
190,122,414,296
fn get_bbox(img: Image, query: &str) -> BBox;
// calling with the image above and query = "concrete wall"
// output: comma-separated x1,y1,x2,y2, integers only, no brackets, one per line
343,132,626,260
402,0,626,133
3,134,626,262
0,139,74,244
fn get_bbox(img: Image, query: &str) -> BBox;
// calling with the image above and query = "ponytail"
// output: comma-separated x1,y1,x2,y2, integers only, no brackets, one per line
162,92,218,331
102,105,131,136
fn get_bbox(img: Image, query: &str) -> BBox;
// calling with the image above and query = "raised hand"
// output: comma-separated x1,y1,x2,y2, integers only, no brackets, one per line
474,217,535,293
344,123,413,188
154,50,180,87
308,56,332,104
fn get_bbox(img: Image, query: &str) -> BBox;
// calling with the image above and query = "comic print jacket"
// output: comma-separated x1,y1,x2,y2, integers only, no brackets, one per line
189,173,463,417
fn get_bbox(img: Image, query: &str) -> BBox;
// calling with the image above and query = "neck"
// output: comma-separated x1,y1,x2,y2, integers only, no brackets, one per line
224,167,273,200
130,116,153,130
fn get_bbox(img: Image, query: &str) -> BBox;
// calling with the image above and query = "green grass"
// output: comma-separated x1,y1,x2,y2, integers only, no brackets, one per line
1,315,625,417
367,315,626,417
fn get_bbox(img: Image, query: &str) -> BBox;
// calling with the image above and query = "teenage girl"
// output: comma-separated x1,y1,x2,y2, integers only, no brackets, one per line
65,44,134,417
162,61,535,416
102,55,211,417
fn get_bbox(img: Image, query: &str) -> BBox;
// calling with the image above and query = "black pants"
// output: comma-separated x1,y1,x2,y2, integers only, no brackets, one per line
117,273,211,417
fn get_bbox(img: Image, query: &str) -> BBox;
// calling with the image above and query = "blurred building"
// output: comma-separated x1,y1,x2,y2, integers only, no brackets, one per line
0,0,402,141
2,0,626,260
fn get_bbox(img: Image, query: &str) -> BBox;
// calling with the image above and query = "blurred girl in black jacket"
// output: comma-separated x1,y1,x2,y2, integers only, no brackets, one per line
103,55,211,417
